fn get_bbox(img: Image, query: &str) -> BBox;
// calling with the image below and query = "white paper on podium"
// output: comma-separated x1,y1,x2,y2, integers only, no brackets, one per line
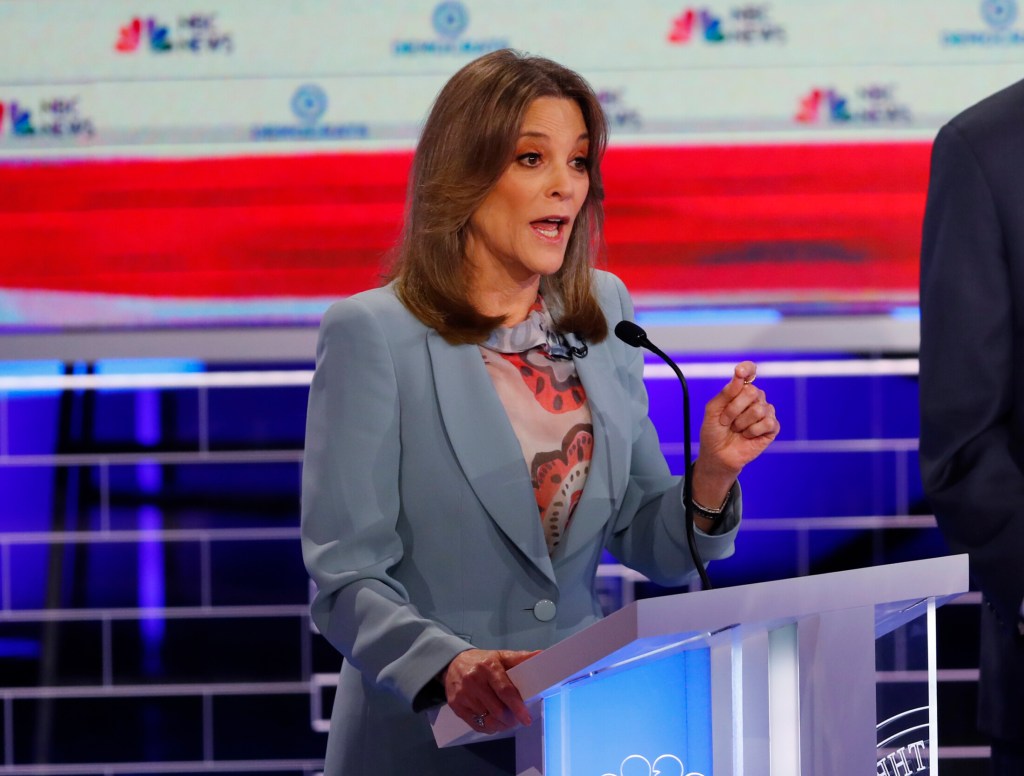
427,703,527,747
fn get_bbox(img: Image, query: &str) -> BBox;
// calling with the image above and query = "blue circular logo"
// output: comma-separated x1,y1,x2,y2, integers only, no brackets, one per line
291,84,327,125
982,0,1017,28
432,1,468,39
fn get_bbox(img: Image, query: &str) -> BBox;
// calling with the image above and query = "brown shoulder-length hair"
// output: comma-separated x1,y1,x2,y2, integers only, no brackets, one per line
388,48,609,345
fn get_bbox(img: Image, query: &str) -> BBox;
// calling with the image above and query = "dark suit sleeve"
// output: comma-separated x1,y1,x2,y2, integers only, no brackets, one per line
919,122,1024,632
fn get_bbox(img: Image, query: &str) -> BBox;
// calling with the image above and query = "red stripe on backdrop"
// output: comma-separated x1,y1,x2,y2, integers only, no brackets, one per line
0,143,931,300
602,143,931,297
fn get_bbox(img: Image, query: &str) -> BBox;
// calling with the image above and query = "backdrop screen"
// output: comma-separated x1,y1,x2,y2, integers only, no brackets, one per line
1,0,1020,332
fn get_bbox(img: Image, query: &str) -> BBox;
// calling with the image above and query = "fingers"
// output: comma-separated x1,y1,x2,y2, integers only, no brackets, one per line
721,386,771,434
500,649,542,668
445,649,537,732
714,364,775,433
734,360,757,385
706,361,757,415
495,650,540,726
717,382,764,429
738,404,778,439
449,689,511,733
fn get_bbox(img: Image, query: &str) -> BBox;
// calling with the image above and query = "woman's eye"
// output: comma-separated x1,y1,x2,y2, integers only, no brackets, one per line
571,156,588,171
517,152,541,166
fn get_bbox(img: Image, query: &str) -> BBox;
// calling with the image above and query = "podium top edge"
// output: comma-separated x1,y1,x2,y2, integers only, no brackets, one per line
510,555,968,700
633,554,968,632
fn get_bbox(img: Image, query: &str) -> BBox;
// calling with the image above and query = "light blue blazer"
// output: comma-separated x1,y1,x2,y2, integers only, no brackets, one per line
300,270,741,775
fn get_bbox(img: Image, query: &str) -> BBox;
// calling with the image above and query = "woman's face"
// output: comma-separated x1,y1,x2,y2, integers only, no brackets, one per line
466,96,590,289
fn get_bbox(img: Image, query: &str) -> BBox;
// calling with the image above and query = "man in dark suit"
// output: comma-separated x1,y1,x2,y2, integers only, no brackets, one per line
919,77,1024,773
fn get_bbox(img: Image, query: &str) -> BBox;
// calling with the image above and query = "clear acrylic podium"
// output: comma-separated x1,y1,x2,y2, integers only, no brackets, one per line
429,554,969,776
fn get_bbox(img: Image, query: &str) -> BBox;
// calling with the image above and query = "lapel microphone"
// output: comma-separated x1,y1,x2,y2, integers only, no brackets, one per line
614,320,712,590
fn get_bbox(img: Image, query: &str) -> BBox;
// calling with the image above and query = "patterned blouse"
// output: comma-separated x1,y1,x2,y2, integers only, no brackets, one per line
479,298,593,554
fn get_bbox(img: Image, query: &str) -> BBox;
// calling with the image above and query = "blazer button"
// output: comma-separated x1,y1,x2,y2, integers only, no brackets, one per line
533,599,557,622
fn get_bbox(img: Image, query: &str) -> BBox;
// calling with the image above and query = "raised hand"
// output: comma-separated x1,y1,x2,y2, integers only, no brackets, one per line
691,362,779,511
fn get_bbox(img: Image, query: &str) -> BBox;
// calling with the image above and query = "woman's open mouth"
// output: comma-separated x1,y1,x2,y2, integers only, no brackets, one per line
531,216,568,241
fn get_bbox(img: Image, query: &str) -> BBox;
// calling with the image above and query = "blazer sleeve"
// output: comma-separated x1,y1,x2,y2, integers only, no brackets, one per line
300,297,471,709
599,273,741,586
919,121,1024,632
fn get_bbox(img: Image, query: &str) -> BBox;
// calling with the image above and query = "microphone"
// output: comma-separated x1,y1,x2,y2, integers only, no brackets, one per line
614,320,712,590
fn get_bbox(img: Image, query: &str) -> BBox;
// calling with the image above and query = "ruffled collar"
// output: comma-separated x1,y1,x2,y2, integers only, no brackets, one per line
481,297,575,359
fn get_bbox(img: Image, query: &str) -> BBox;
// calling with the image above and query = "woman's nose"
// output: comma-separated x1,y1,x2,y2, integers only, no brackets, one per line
546,165,574,199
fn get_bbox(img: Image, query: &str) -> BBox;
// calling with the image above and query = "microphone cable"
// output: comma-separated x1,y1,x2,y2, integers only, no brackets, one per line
614,319,712,590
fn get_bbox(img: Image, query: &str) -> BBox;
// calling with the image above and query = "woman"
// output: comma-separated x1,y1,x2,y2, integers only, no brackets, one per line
301,49,779,775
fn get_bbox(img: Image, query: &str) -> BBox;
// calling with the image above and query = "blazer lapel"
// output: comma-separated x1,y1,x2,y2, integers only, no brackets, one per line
426,331,556,585
552,332,630,563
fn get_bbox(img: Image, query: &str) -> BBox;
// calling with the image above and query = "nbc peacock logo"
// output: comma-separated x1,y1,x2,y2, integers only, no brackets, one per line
0,97,95,139
0,101,36,136
667,5,786,44
795,85,912,125
114,13,233,54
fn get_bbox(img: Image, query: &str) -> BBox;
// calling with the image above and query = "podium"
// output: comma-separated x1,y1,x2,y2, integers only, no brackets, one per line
429,554,969,776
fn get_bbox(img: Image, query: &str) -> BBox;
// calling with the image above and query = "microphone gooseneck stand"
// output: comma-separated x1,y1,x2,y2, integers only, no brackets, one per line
613,320,713,590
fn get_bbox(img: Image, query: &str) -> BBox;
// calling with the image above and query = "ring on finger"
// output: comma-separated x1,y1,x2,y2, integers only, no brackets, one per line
473,712,489,727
